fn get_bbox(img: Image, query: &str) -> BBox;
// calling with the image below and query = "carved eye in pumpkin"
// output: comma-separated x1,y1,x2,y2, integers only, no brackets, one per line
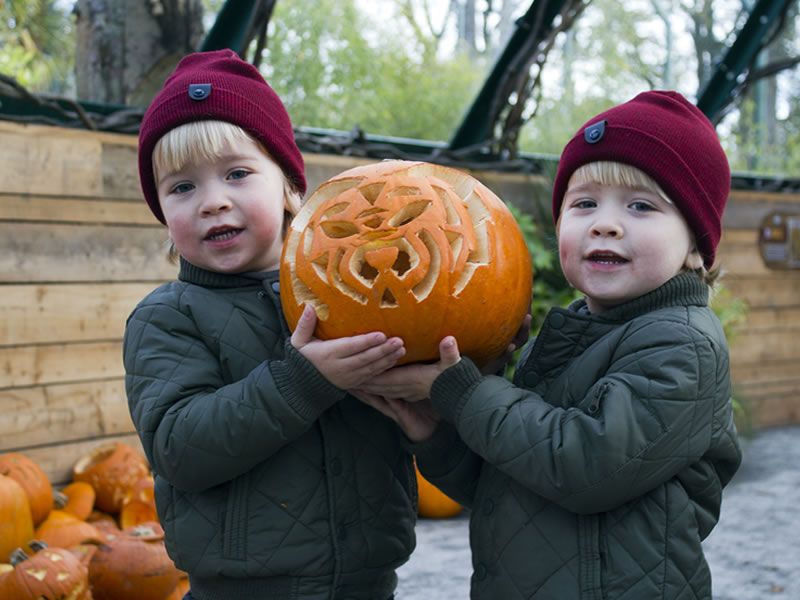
280,160,532,366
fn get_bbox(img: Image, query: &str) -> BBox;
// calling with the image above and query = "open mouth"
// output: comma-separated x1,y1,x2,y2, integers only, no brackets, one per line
586,250,629,264
204,227,243,242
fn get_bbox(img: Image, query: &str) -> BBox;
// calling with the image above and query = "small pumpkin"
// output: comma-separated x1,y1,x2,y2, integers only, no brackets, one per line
415,462,462,519
0,541,91,600
58,482,96,521
72,442,150,514
89,522,180,600
280,160,532,367
33,506,103,550
119,475,157,530
0,473,34,562
0,452,53,526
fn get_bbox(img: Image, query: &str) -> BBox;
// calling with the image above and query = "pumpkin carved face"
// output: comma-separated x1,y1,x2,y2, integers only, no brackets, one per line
280,161,532,366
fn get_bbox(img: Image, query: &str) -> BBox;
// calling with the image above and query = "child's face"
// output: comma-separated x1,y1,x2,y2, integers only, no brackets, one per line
558,180,698,313
156,136,287,273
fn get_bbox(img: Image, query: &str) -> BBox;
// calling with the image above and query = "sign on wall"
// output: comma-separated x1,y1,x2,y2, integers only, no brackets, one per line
759,212,800,269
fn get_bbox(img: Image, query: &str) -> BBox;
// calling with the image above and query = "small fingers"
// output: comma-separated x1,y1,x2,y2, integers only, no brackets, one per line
439,336,461,367
291,305,317,347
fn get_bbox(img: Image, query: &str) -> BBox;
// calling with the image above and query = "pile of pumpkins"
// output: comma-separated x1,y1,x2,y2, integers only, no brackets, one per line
0,442,461,599
0,443,187,600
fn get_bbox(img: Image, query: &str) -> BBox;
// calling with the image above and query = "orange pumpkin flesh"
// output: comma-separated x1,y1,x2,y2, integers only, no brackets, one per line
414,462,462,519
72,442,150,514
119,476,157,530
280,160,532,367
0,474,34,562
0,452,53,526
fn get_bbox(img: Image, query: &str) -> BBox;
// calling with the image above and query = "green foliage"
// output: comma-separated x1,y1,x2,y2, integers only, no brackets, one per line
260,0,483,141
0,0,74,93
710,283,752,435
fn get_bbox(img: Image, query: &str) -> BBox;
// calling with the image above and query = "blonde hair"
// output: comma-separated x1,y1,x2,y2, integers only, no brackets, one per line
153,120,303,263
565,161,719,286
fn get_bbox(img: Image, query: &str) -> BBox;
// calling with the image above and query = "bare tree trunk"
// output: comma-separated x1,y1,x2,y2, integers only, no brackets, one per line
74,0,204,107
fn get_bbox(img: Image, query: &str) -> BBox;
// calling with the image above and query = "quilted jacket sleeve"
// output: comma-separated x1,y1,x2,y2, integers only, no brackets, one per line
124,298,346,493
411,421,483,508
430,318,738,515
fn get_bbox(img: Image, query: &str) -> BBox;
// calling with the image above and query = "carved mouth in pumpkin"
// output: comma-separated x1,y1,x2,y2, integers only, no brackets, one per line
283,165,491,320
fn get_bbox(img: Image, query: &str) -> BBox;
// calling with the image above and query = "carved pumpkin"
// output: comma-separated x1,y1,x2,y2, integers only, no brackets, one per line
0,541,91,600
89,522,180,600
0,452,53,526
72,442,150,514
414,462,462,519
0,474,34,562
280,160,532,366
119,476,157,530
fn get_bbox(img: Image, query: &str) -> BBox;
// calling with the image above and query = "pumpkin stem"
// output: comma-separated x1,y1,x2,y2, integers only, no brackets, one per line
53,490,68,509
10,548,30,566
28,540,48,552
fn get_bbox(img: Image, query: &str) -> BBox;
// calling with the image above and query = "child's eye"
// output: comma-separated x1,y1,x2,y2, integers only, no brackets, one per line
572,198,596,209
629,200,656,212
170,182,194,194
227,169,250,181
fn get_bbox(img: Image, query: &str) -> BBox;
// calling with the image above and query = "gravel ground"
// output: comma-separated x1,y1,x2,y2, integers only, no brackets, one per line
396,425,800,599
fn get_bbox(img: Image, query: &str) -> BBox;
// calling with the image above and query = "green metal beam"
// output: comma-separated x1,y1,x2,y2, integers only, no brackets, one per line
199,0,264,55
696,0,795,122
448,0,568,151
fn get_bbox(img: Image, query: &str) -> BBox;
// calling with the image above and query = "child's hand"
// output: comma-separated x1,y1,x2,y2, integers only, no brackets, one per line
352,391,440,442
291,305,406,390
479,313,532,375
357,336,461,402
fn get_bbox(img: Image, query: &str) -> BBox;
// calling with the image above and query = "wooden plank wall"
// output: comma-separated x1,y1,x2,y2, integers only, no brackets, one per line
1,120,797,483
717,192,800,427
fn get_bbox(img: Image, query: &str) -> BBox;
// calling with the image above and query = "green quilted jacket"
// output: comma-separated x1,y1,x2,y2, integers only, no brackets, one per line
123,259,416,600
414,272,742,600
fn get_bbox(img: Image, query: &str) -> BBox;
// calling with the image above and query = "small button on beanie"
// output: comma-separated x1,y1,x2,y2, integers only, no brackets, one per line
138,49,306,224
551,90,730,268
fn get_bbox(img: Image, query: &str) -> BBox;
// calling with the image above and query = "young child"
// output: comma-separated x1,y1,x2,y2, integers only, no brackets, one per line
124,49,416,600
356,90,743,599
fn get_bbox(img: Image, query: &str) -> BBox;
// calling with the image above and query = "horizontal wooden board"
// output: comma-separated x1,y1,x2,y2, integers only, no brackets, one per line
0,282,163,346
748,394,800,429
723,275,800,308
0,222,176,282
0,378,133,452
17,433,144,486
729,328,800,364
0,193,154,225
731,358,799,384
0,341,123,388
0,121,139,200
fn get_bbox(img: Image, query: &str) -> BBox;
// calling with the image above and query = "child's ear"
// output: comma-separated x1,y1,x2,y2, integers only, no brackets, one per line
684,248,703,270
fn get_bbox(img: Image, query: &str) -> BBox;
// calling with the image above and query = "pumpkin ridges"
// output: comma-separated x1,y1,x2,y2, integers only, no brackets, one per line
1,543,91,600
0,474,34,563
0,452,53,526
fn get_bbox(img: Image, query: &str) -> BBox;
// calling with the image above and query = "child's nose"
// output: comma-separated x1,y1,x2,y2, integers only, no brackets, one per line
590,216,623,238
199,190,232,216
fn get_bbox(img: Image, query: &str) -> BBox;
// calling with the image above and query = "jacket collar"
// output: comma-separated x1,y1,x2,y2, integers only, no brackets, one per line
567,271,708,324
523,272,709,382
178,257,279,288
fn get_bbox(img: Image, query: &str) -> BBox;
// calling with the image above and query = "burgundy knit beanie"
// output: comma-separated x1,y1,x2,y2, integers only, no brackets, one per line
551,90,730,268
138,49,306,224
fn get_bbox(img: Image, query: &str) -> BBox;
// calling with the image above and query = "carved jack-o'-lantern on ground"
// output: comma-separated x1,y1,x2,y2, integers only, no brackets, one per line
279,160,532,366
